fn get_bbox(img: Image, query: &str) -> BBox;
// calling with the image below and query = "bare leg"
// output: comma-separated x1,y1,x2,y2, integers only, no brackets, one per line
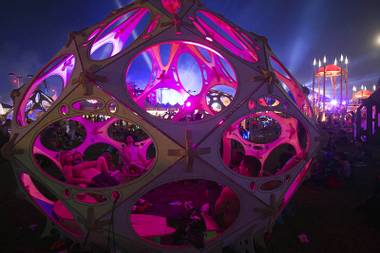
96,156,109,174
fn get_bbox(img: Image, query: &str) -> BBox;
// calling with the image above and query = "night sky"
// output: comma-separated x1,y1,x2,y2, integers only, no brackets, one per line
0,0,379,104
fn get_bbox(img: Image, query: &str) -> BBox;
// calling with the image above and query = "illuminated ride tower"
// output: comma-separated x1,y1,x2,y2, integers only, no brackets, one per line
3,0,319,252
311,56,349,116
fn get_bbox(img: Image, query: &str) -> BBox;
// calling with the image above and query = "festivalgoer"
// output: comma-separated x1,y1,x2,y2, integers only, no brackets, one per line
238,155,261,177
61,151,111,186
230,150,244,171
121,136,150,175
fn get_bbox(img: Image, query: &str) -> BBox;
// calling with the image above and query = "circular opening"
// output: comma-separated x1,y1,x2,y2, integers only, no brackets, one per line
108,119,150,142
90,8,151,61
131,179,239,248
195,10,258,63
239,114,282,144
20,173,83,237
260,180,283,191
263,144,296,176
75,192,107,204
258,96,281,107
221,111,308,178
125,41,237,122
72,99,104,111
60,105,69,115
108,102,118,114
17,55,76,126
39,119,86,151
33,115,156,189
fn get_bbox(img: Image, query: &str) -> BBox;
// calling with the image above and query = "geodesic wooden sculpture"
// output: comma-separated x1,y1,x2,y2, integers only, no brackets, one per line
6,0,319,252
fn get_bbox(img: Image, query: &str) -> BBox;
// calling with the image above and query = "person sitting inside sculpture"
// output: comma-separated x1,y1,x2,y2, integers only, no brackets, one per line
60,151,111,186
214,186,240,230
236,155,261,177
121,135,150,175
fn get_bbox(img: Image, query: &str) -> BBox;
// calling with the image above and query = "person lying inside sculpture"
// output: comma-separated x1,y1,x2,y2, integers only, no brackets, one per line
121,135,153,175
60,151,119,187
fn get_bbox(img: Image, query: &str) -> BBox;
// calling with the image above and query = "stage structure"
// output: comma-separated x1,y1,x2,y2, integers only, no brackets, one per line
311,55,349,114
3,0,319,252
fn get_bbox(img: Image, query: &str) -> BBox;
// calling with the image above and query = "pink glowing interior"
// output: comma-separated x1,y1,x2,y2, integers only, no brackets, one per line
20,173,83,236
33,115,155,188
131,179,239,246
194,10,259,63
17,55,76,127
270,56,313,118
222,111,309,178
282,159,313,206
126,41,237,121
90,8,151,61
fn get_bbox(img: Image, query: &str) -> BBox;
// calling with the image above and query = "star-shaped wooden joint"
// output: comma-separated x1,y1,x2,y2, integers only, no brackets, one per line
161,15,193,35
75,71,107,96
168,129,211,172
254,68,277,94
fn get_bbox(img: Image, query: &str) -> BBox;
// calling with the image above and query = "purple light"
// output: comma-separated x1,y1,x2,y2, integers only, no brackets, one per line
342,101,347,105
331,99,338,106
185,101,192,108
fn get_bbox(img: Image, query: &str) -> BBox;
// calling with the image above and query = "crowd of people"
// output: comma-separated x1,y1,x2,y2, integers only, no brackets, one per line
309,128,371,188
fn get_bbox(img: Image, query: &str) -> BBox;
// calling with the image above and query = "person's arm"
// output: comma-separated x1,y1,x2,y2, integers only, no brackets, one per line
74,161,97,171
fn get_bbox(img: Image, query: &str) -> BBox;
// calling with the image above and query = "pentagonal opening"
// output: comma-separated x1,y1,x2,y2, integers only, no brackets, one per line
131,179,239,248
90,8,151,61
221,111,308,178
125,41,237,121
17,54,76,126
20,173,83,237
33,115,156,188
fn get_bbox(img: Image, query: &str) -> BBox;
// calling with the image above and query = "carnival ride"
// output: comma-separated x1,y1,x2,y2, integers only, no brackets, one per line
311,58,349,114
3,0,319,252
